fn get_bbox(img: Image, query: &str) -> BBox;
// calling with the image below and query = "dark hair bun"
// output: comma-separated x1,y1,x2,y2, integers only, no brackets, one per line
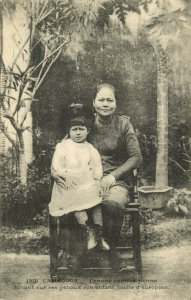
65,103,95,130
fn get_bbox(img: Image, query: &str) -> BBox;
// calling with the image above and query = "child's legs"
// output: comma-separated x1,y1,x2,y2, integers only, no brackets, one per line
91,205,103,226
74,210,88,225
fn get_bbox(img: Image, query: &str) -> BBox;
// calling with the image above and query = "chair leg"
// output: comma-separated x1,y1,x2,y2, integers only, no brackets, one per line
132,210,142,274
49,215,59,277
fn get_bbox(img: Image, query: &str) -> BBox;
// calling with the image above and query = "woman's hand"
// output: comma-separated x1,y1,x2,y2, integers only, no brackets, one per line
101,174,116,196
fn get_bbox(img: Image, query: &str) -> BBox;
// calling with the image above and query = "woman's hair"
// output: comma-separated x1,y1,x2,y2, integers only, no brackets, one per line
65,103,95,131
96,83,116,97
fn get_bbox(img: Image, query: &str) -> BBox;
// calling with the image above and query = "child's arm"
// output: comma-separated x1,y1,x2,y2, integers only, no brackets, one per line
51,143,76,189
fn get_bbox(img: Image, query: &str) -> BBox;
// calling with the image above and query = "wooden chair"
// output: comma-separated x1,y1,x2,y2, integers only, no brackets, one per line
49,169,142,279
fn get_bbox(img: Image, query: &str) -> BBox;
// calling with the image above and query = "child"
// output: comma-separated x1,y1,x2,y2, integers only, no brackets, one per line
49,104,110,251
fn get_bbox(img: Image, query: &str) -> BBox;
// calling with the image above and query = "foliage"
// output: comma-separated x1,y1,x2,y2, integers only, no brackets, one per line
168,119,191,188
166,189,191,217
140,223,180,249
139,207,157,225
136,130,157,185
32,208,49,226
1,0,104,183
136,124,191,187
0,226,49,254
1,217,191,254
140,217,191,249
34,26,190,188
0,153,51,227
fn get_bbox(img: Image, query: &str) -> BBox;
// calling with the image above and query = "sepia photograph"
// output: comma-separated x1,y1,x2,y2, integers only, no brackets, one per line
0,0,191,299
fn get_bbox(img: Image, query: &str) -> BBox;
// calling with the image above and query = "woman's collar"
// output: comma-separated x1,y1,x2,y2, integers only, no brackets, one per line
95,114,114,125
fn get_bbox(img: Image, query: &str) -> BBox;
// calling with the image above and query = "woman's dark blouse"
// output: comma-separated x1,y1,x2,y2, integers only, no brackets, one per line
88,114,142,183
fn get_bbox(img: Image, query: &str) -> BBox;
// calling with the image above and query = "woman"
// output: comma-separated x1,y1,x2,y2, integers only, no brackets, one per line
88,83,142,261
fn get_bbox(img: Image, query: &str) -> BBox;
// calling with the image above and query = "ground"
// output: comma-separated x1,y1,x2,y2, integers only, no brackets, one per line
1,241,191,300
1,217,191,300
1,240,191,300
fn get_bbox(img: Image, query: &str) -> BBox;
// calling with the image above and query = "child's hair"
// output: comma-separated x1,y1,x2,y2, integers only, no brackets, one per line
69,116,91,129
65,103,95,131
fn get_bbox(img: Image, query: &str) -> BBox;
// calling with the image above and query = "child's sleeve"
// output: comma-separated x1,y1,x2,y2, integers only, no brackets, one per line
89,145,103,180
51,143,66,177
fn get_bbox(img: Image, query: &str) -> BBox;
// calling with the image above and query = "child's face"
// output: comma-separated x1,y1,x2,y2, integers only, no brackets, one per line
69,126,89,143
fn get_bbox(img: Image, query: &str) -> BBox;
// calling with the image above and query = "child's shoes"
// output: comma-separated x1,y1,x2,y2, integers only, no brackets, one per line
94,224,110,251
87,228,97,250
80,223,97,250
100,238,110,251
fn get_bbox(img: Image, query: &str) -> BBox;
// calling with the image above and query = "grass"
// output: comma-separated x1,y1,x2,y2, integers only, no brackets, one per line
0,216,191,254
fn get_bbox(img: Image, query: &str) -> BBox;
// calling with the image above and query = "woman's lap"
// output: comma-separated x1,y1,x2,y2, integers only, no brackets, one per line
57,182,130,252
102,181,130,209
100,182,130,245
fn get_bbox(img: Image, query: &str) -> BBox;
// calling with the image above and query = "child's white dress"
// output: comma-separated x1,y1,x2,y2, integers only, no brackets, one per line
49,139,103,217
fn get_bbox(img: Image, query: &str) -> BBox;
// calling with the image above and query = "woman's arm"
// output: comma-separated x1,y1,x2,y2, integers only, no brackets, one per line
110,136,142,180
89,145,103,180
101,119,142,194
89,145,103,195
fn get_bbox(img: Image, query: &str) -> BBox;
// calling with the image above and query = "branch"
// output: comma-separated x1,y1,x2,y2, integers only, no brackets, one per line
38,8,54,25
33,46,63,93
3,95,18,101
170,158,191,180
35,0,53,25
0,127,19,151
1,102,20,131
9,13,23,42
34,44,48,88
20,107,30,127
31,37,43,51
183,159,191,163
35,0,48,22
4,114,20,132
12,81,28,117
31,36,71,75
12,35,30,68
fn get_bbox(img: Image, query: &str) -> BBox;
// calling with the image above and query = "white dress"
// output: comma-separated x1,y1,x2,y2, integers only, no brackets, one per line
49,139,103,217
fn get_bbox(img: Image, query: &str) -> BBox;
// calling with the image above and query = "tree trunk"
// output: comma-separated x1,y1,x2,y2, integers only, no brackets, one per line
18,132,27,185
23,111,33,164
19,149,27,185
2,4,33,183
155,43,168,186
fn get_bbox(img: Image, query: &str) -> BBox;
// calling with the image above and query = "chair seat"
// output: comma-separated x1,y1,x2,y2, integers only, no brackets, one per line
49,169,142,279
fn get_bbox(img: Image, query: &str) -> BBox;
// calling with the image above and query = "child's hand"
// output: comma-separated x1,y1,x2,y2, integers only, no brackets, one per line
64,175,76,190
53,171,76,190
53,174,68,189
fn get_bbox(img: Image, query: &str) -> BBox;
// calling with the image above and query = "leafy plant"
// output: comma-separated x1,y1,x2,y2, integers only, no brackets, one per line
166,189,191,217
0,153,51,227
32,208,49,226
169,131,191,188
139,207,157,225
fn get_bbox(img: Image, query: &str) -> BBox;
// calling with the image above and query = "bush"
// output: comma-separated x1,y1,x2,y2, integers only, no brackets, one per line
136,123,191,188
0,153,51,227
166,189,191,217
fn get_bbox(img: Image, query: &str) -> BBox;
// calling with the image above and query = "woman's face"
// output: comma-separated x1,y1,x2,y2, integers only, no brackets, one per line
93,86,116,117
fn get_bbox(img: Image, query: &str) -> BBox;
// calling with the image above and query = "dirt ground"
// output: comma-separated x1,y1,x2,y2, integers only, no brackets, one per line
1,240,191,300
